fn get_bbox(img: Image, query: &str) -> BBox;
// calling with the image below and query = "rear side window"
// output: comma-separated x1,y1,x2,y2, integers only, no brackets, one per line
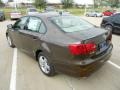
39,23,46,33
26,17,46,33
26,17,41,32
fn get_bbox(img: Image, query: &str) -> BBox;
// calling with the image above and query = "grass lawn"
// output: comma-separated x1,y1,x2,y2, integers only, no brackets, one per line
0,8,27,19
0,7,102,19
57,8,85,16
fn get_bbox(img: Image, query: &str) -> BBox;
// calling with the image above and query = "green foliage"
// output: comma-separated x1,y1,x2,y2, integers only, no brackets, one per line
62,0,73,9
94,0,120,8
109,0,119,7
34,0,46,9
0,0,3,5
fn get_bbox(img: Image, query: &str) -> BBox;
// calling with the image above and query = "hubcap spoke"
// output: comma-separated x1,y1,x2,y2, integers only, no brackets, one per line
39,56,50,74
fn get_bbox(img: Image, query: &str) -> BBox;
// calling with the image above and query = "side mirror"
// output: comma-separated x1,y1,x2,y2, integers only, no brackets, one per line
7,24,13,29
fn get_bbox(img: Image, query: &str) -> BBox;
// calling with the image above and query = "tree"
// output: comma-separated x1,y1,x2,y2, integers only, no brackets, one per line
62,0,73,8
109,0,119,7
34,0,46,9
98,0,120,7
0,0,3,5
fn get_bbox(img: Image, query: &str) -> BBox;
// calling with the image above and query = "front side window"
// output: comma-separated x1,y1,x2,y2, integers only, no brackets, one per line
26,17,41,32
50,16,94,33
14,17,29,30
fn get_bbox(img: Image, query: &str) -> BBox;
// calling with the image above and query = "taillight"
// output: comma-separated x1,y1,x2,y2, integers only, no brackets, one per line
69,43,96,55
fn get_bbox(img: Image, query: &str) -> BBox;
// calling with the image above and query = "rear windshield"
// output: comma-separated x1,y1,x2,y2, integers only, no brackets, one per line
50,16,94,33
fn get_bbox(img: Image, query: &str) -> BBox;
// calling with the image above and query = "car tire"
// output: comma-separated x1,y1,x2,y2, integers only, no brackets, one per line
105,25,113,32
94,14,97,17
86,14,89,17
6,35,15,48
4,17,5,20
38,53,55,76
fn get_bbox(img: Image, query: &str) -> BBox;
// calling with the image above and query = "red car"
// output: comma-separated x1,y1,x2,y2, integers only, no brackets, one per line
103,10,113,16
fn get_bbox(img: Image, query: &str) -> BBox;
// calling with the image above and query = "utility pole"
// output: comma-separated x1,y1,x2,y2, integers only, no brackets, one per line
14,0,17,11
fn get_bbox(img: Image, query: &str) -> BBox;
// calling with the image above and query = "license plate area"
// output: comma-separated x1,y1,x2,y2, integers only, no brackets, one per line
99,41,108,53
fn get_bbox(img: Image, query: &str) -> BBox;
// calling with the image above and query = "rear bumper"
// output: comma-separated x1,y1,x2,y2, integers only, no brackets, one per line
10,16,21,19
55,44,113,77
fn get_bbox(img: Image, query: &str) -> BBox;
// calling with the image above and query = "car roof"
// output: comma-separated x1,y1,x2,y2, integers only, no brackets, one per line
27,12,72,19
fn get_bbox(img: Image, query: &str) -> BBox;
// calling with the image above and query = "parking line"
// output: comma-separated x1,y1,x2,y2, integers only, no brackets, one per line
108,61,120,69
9,48,17,90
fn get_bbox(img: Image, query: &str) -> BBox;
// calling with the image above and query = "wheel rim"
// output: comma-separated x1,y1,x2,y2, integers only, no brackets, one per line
105,25,112,31
7,36,12,46
39,56,50,74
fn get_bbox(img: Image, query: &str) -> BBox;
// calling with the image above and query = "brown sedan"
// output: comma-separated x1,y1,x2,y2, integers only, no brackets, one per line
6,13,113,77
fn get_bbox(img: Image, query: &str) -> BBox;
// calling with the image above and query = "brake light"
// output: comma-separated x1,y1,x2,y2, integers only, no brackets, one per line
69,43,96,55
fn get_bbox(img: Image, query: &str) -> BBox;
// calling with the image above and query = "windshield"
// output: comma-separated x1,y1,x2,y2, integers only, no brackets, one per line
51,16,94,33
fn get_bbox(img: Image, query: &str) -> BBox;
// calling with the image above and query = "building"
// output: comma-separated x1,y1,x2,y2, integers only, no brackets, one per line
8,0,13,2
74,0,93,5
7,0,34,7
7,0,94,7
13,0,33,4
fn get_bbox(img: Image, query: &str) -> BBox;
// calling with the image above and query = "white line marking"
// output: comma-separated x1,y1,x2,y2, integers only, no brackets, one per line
108,61,120,69
9,48,17,90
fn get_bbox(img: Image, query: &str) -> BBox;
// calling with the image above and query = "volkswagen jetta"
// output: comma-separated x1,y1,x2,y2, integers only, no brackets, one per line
6,13,113,77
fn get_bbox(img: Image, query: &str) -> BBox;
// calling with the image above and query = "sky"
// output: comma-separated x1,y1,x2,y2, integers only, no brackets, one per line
74,0,93,4
2,0,8,3
1,0,93,4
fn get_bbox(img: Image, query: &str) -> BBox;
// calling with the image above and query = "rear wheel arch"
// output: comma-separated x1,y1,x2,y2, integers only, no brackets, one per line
105,24,114,32
105,23,113,26
35,43,52,61
6,31,8,37
35,48,51,59
105,24,113,30
6,33,8,36
35,49,43,61
6,33,15,48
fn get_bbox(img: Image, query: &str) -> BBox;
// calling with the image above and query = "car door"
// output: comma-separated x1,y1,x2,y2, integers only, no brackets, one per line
8,16,29,49
18,16,47,55
113,14,120,33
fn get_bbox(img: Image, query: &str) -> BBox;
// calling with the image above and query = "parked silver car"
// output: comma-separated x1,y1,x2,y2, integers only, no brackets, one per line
26,8,39,15
10,10,22,20
86,11,102,17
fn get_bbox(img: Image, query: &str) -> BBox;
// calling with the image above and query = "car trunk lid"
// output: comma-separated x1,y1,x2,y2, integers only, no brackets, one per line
66,27,111,55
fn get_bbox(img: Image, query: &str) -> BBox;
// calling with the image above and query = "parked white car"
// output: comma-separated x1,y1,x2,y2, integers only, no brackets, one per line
27,8,39,15
86,11,102,17
10,11,22,20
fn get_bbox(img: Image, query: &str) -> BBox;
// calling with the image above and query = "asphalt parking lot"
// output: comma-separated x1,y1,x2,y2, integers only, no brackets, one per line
0,17,120,90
